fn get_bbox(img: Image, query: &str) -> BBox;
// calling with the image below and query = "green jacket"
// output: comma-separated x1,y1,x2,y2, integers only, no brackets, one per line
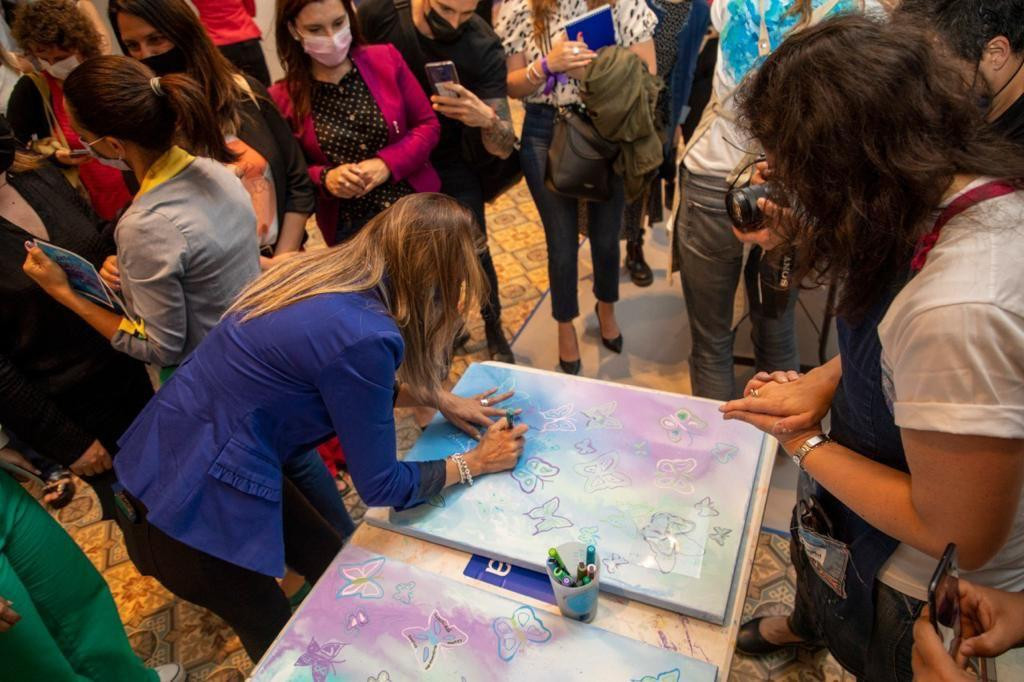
581,47,664,202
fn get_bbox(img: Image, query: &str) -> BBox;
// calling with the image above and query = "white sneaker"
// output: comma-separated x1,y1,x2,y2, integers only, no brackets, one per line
153,663,184,682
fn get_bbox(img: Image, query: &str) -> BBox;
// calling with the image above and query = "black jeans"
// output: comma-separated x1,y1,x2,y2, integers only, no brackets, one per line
117,479,342,662
218,38,271,87
435,155,503,325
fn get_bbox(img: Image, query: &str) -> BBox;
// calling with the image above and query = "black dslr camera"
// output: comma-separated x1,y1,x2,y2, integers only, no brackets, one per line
725,181,778,232
725,181,796,320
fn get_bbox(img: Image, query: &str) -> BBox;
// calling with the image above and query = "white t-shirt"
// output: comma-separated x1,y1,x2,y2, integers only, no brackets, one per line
877,179,1024,599
685,0,879,177
495,0,657,107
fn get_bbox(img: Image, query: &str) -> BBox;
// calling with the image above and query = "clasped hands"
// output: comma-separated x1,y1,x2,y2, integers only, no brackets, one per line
719,360,841,454
325,158,391,199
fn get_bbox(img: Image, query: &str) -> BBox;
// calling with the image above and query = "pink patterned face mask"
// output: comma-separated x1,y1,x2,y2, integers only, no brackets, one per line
298,26,353,68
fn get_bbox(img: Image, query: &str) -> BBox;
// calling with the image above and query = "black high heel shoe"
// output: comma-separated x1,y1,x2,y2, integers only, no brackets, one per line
594,303,623,353
559,358,582,375
735,616,816,657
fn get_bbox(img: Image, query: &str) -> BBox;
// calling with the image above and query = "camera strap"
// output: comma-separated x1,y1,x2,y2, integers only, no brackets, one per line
911,179,1017,272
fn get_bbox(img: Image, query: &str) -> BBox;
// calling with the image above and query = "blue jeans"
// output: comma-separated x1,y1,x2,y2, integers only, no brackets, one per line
283,450,356,540
520,103,625,322
675,171,799,399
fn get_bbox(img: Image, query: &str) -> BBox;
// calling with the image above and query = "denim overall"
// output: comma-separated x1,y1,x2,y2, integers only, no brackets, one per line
788,276,912,678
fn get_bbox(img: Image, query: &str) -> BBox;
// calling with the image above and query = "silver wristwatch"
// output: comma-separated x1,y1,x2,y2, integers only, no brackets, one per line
791,434,832,470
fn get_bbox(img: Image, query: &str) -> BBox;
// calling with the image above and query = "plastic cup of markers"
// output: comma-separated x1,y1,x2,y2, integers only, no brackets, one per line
545,541,599,623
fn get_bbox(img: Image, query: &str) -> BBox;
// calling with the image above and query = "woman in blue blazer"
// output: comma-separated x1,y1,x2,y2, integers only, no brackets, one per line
105,194,525,660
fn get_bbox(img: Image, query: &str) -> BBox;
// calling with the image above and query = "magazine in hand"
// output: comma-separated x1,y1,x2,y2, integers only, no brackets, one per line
562,5,616,51
32,239,128,316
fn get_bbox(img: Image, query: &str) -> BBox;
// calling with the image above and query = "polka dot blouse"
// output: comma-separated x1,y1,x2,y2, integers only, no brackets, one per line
312,63,413,225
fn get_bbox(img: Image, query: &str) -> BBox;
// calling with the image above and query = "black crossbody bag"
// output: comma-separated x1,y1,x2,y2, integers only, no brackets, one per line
537,24,618,202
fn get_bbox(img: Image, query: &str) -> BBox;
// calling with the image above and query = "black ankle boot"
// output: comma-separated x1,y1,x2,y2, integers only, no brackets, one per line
625,239,653,287
484,319,515,363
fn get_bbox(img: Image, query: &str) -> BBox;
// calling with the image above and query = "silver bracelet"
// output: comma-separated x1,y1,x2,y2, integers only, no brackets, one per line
450,453,474,486
526,60,544,85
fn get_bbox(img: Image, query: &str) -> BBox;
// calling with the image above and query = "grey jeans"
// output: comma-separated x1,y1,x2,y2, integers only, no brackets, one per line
675,171,800,399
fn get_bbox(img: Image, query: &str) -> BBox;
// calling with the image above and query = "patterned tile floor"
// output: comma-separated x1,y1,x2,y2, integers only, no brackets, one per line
45,178,855,680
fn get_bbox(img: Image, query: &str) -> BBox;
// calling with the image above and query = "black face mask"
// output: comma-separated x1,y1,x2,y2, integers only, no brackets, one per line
140,46,188,77
425,5,467,44
0,117,16,175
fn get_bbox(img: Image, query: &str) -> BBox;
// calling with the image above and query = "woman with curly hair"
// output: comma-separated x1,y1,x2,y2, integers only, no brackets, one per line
7,0,132,220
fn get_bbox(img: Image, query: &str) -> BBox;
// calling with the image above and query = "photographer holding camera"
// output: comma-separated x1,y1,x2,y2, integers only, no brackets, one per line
719,15,1024,682
673,0,878,401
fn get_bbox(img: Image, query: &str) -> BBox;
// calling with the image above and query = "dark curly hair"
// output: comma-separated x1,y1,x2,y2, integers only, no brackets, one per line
12,0,103,59
895,0,1024,62
738,14,1024,320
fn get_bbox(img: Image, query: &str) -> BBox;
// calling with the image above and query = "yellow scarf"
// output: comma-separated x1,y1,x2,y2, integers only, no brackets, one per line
137,145,195,196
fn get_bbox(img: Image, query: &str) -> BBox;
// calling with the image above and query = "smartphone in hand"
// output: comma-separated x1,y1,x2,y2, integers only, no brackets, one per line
425,60,460,99
928,543,961,656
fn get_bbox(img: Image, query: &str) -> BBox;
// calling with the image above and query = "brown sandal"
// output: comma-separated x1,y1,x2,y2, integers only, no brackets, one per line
42,470,76,510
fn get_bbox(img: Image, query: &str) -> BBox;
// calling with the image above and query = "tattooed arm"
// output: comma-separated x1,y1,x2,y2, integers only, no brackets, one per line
430,85,518,159
480,97,517,159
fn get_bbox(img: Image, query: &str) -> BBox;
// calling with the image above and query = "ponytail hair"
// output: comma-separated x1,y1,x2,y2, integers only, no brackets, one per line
63,55,235,163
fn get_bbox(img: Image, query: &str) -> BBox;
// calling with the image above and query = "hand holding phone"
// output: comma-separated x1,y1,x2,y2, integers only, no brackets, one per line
425,60,460,99
929,543,962,656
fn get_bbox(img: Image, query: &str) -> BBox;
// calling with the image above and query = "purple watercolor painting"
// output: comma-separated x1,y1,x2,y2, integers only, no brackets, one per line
370,363,770,623
250,545,718,681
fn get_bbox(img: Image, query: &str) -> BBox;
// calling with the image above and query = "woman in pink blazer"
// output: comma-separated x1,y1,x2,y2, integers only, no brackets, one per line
271,0,440,245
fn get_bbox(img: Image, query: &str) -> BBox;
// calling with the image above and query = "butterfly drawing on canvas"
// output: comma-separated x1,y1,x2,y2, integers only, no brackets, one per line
654,459,698,496
540,403,576,432
294,638,346,682
492,605,553,662
493,374,530,408
346,609,369,633
694,496,719,518
336,556,385,600
581,401,622,430
709,526,733,546
578,526,600,544
574,438,597,456
445,432,476,453
573,451,631,493
631,440,650,457
367,672,391,682
674,408,707,432
711,442,738,464
393,581,415,605
642,512,698,573
602,553,629,573
633,669,682,682
402,609,468,670
524,496,573,535
659,416,692,446
510,457,560,494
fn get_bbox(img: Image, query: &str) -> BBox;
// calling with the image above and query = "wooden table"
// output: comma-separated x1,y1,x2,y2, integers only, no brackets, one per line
349,441,775,680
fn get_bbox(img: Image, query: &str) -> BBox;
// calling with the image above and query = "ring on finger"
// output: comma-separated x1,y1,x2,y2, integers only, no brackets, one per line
572,46,580,55
480,398,490,407
749,388,760,398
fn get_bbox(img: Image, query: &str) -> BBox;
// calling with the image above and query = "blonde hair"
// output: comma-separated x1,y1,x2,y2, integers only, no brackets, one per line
228,193,487,396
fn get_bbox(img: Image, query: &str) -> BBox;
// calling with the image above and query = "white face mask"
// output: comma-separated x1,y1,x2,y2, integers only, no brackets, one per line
43,54,81,80
82,136,131,171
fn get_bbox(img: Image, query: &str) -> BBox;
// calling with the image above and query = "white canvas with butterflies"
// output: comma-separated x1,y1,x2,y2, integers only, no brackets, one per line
370,363,771,624
250,545,717,681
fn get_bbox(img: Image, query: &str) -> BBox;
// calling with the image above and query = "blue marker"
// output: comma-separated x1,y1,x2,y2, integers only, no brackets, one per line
586,544,596,565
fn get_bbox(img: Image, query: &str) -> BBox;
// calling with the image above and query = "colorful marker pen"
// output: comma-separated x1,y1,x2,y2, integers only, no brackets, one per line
586,544,596,565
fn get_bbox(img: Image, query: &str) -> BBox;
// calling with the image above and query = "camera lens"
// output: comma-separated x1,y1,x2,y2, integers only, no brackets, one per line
725,183,774,231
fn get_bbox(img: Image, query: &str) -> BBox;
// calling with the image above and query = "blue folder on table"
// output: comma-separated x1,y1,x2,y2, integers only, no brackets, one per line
563,5,616,51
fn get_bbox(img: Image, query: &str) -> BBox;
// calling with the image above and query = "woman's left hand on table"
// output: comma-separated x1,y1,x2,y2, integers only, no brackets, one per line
438,388,520,439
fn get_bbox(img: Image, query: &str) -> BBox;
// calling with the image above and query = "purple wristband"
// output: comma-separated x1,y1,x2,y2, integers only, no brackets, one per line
541,57,568,95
